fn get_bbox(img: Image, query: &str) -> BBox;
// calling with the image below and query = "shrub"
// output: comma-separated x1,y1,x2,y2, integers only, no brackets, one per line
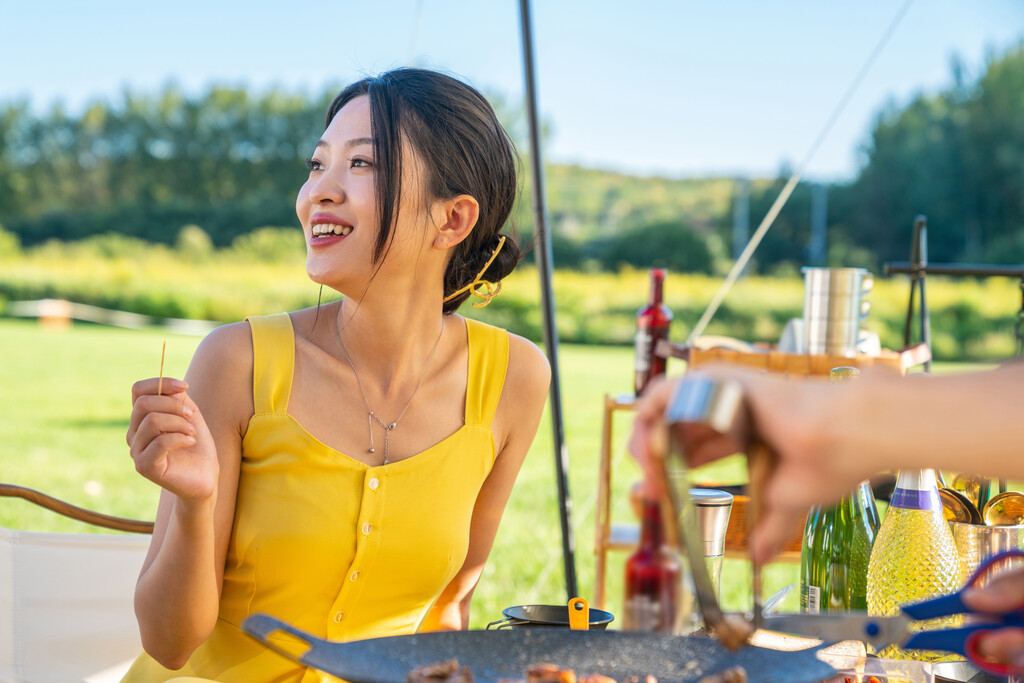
229,226,305,263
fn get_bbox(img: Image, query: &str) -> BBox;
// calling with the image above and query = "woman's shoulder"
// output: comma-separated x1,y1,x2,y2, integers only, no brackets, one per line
503,330,551,404
189,320,255,382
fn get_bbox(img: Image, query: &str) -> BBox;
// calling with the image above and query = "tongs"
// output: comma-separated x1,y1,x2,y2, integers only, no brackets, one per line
654,375,775,635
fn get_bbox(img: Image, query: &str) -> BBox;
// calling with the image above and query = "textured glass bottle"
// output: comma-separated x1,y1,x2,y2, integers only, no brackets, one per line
866,469,961,660
800,367,880,613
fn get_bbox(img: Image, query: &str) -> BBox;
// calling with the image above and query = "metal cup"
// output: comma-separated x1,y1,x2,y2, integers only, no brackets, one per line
950,521,1024,586
691,488,734,599
802,267,873,357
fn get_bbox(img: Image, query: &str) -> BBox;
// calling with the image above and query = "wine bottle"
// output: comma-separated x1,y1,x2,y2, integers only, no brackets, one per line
623,498,682,632
800,367,880,613
866,468,961,660
634,268,673,396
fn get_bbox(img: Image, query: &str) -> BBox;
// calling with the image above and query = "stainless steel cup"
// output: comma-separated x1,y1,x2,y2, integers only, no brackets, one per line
691,488,734,599
950,521,1024,586
802,267,873,356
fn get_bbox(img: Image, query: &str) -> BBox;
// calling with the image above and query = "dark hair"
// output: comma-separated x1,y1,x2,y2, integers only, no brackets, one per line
326,68,521,314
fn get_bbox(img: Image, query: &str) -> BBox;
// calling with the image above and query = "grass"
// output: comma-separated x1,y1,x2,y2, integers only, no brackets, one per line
0,317,996,631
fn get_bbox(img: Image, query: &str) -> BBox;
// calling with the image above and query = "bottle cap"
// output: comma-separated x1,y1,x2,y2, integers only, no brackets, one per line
829,366,860,382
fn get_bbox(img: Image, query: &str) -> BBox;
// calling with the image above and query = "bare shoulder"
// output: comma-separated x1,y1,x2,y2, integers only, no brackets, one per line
188,321,254,381
185,321,255,433
505,332,551,405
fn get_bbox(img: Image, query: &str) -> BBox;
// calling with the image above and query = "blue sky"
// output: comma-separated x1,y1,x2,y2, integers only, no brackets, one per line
2,0,1022,181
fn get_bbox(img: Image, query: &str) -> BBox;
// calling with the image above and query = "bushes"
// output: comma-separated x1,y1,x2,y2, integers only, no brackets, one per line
1,241,1020,360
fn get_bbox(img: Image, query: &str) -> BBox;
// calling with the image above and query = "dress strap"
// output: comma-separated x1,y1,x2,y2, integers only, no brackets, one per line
245,313,294,415
464,318,509,427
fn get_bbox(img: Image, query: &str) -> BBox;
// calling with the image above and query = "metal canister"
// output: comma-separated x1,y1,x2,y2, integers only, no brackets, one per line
691,488,734,599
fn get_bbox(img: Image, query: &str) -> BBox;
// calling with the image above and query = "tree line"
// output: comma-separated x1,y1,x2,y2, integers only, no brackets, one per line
2,42,1024,271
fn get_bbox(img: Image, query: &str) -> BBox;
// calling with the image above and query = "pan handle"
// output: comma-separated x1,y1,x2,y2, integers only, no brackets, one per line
242,613,317,661
486,616,514,630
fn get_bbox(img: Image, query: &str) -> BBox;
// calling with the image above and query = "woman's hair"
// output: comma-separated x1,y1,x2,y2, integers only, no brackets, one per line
326,68,521,314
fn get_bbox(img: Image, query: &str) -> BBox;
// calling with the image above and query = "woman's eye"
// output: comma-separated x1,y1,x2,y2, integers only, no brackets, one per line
305,158,324,172
350,157,372,168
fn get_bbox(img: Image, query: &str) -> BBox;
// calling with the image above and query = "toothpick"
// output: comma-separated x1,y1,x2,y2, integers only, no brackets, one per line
157,341,166,396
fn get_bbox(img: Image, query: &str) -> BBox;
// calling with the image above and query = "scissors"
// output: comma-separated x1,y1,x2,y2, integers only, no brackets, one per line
764,550,1024,675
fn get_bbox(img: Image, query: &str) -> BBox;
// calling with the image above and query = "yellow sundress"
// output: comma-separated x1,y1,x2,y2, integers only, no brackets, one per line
122,313,509,682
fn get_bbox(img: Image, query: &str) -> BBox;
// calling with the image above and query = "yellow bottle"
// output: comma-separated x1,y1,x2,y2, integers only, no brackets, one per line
866,469,961,660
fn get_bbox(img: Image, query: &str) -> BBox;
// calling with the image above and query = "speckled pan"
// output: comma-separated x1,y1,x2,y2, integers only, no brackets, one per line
243,613,836,683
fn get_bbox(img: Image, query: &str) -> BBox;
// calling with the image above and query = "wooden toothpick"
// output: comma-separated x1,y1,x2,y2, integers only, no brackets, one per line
157,341,167,396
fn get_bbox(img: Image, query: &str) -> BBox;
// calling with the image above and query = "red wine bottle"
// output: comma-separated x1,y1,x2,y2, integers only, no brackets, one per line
634,268,673,395
623,498,681,632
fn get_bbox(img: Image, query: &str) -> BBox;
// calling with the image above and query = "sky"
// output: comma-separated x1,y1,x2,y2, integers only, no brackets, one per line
2,0,1022,182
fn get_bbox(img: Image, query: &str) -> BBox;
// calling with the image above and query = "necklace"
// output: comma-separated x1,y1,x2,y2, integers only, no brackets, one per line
336,316,445,465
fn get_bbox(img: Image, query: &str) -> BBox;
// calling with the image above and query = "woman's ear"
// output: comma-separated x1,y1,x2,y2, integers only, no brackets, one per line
432,194,480,250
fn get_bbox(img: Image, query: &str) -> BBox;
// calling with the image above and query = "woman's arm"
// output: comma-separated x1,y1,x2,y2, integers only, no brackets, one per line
420,334,551,630
128,322,254,668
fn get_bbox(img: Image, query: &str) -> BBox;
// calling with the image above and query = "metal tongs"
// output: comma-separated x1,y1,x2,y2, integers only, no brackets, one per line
654,375,776,635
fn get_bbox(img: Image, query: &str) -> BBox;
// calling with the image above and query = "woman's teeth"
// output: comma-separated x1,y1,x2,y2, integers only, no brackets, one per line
312,223,352,237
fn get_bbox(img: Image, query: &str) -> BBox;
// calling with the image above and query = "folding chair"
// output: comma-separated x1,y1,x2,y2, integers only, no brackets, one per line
0,484,153,683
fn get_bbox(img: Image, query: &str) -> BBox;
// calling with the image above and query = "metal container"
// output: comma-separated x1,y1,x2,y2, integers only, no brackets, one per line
486,604,615,630
802,267,873,356
691,488,733,600
950,521,1024,585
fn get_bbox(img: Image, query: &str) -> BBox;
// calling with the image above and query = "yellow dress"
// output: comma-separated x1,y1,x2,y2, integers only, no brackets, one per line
123,313,509,683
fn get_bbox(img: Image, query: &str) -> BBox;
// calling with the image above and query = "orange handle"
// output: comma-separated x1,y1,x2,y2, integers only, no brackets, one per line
568,597,589,631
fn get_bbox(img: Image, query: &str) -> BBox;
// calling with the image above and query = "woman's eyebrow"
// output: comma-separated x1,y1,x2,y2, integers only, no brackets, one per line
314,137,374,151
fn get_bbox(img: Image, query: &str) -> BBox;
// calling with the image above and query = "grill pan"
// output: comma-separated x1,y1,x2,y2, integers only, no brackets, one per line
243,613,836,683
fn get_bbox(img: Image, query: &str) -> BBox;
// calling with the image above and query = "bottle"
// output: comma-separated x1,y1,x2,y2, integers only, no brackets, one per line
634,268,673,395
623,498,682,632
866,469,962,660
800,367,880,613
800,482,881,613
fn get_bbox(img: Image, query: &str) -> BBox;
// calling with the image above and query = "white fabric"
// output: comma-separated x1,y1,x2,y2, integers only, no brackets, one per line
0,528,149,683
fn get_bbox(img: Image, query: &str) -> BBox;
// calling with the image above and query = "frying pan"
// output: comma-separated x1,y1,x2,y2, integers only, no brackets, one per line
242,613,836,683
487,604,615,630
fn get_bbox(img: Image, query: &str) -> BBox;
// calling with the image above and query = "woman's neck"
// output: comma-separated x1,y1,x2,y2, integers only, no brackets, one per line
333,291,448,400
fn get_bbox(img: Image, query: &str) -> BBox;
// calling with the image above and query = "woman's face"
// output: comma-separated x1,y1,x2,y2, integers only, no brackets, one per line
297,95,436,293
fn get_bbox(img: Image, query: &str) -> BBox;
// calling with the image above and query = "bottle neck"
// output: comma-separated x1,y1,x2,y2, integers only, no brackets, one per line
648,270,665,306
890,469,942,511
639,499,665,549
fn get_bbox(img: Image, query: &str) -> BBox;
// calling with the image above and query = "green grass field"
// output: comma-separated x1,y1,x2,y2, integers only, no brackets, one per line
0,318,992,629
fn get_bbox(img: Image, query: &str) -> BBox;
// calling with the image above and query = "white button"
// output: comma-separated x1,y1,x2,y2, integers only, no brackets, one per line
350,570,360,582
361,522,372,536
368,478,379,491
334,611,344,623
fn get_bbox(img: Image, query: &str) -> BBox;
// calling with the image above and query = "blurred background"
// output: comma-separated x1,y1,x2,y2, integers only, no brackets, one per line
1,0,1022,625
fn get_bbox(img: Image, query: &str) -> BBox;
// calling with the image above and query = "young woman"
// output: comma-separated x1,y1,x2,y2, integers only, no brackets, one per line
122,68,551,681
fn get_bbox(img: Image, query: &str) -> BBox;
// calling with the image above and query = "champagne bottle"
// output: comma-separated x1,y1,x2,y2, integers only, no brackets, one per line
623,498,681,632
634,268,673,395
866,468,961,660
800,367,880,613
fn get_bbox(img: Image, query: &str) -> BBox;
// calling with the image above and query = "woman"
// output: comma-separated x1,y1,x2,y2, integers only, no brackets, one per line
122,68,551,681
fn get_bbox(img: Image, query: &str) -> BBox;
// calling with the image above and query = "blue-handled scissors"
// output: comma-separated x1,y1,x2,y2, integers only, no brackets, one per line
764,550,1024,676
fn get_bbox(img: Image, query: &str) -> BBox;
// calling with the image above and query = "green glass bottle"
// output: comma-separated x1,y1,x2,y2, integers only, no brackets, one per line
799,367,881,613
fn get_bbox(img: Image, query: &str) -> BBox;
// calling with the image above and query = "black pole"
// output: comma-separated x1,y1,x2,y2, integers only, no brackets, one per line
518,0,578,600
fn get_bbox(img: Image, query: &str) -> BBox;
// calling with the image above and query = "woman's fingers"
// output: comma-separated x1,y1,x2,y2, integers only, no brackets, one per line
127,392,194,443
963,568,1024,613
131,377,188,403
972,628,1024,671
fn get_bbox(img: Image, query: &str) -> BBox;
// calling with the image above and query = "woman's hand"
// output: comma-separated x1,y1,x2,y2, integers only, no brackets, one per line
127,377,219,502
962,567,1024,671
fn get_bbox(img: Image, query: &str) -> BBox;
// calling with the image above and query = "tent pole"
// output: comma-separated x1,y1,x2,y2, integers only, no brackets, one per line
517,0,577,600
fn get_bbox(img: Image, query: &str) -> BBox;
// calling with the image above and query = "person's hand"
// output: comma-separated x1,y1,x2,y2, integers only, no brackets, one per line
962,567,1024,672
629,367,877,564
127,378,218,502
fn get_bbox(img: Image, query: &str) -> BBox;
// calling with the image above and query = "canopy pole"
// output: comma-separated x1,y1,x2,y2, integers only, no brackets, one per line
518,0,577,600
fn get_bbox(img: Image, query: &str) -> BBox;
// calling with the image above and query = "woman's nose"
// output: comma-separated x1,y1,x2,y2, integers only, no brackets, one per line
307,171,345,205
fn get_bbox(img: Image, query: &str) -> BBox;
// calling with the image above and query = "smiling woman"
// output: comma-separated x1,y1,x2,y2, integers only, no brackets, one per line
120,68,551,682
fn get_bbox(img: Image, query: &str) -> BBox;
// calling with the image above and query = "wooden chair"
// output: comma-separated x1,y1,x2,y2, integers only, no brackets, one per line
0,484,153,683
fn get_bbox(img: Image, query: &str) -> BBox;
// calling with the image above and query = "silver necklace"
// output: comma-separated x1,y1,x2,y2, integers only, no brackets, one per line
336,316,445,465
